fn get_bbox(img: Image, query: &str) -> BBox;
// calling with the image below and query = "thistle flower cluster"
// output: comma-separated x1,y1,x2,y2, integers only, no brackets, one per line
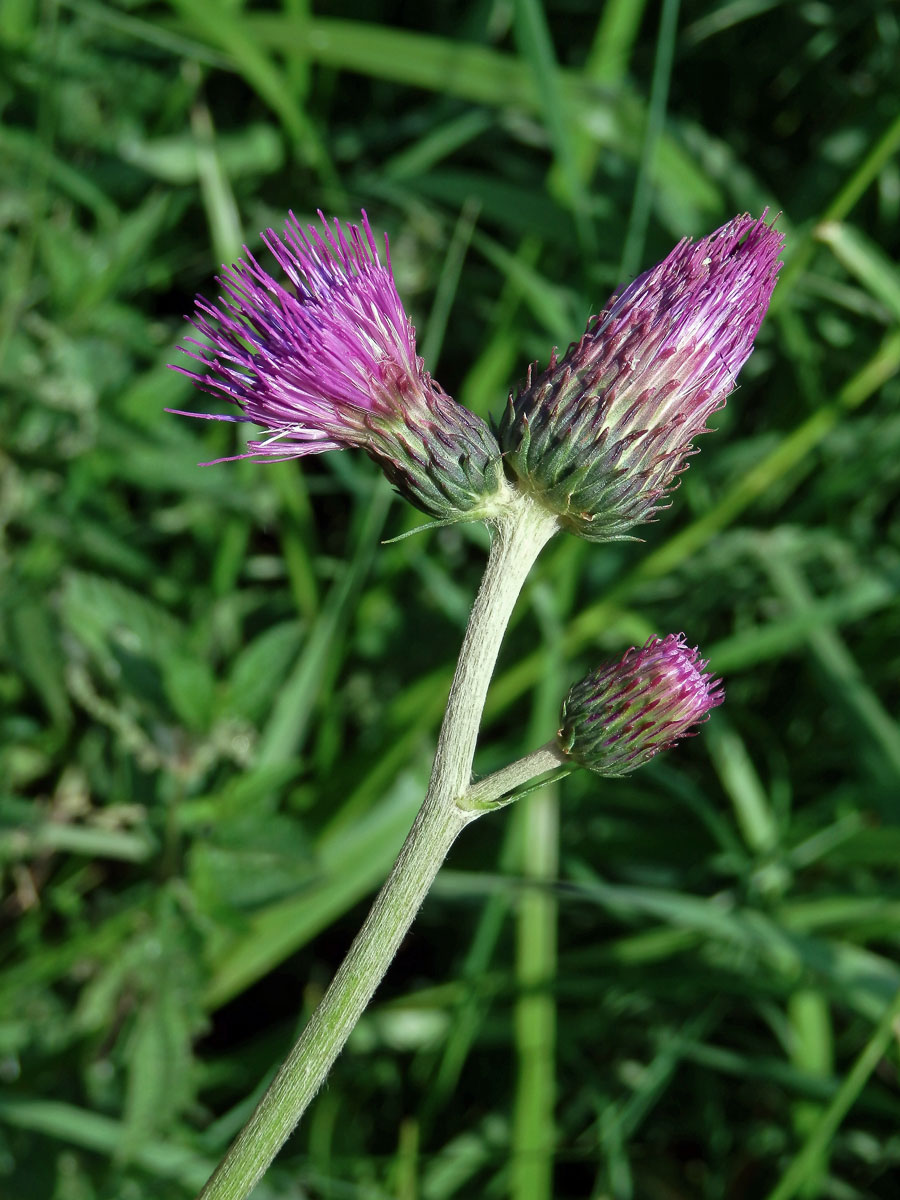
172,208,782,776
557,635,724,776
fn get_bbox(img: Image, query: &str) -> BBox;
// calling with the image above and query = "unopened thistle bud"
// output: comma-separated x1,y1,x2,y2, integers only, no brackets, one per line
499,214,784,541
558,634,724,776
170,211,507,523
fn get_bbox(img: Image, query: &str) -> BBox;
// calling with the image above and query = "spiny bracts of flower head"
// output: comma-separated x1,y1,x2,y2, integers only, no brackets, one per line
499,213,784,541
170,211,507,523
557,634,724,776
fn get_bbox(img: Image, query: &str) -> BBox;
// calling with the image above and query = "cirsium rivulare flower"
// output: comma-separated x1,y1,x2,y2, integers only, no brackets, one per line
170,211,507,523
499,213,784,541
557,634,724,776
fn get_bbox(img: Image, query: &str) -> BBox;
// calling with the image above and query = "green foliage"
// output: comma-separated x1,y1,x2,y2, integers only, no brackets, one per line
3,1,900,1197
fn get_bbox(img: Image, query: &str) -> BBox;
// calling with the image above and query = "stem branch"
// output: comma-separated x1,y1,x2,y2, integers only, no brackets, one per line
460,742,569,811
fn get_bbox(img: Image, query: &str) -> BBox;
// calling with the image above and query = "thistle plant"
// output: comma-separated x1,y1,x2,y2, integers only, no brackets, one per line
171,209,783,1200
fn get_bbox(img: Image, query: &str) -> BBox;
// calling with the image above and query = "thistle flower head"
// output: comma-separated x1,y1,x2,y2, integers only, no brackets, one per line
171,211,506,522
499,213,784,541
557,634,724,776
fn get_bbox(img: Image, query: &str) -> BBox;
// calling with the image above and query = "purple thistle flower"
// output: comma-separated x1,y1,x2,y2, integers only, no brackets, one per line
170,211,505,522
499,213,784,541
557,634,724,776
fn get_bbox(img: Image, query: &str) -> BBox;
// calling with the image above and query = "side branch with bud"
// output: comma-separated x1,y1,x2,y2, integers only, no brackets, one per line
170,209,784,1200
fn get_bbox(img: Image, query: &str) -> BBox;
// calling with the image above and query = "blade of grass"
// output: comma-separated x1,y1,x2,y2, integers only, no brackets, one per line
774,109,900,307
470,229,573,342
608,1007,722,1147
757,538,900,778
709,570,896,673
511,579,567,1200
512,0,595,251
459,236,543,417
281,0,312,99
241,14,721,219
415,817,518,1130
269,462,320,622
765,989,900,1200
190,93,244,266
0,1097,217,1193
203,774,422,1010
63,0,232,68
0,127,118,228
815,219,900,324
165,0,335,184
382,110,495,182
254,483,390,768
549,0,648,196
420,197,481,371
619,0,681,279
787,988,834,1199
704,716,780,857
0,0,59,372
588,0,649,86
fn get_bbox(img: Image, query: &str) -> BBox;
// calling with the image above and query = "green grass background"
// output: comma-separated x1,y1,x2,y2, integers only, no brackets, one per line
3,1,900,1197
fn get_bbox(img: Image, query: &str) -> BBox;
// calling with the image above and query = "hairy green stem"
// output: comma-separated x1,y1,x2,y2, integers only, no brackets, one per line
425,497,560,806
460,741,569,812
197,494,558,1200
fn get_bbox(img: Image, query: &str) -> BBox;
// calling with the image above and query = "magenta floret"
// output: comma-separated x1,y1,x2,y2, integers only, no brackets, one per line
558,634,724,775
170,211,504,520
499,213,784,541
